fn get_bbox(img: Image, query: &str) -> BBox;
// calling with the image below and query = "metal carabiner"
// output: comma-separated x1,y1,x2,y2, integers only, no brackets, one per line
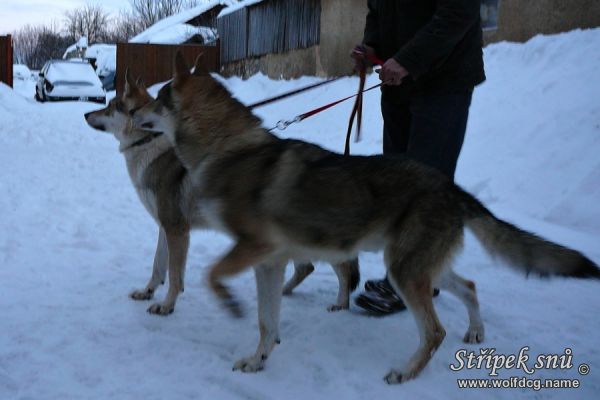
271,116,302,131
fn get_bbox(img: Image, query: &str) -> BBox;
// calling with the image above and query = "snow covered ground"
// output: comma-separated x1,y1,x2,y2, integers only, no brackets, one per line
1,29,599,400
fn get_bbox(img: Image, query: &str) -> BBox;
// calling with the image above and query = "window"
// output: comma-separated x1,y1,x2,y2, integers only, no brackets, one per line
481,0,500,31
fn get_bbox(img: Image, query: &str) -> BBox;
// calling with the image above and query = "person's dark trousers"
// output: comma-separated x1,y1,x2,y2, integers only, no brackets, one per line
382,88,473,178
355,87,473,315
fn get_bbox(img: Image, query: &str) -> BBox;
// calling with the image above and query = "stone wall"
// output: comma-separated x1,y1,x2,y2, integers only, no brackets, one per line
485,0,600,43
317,0,367,76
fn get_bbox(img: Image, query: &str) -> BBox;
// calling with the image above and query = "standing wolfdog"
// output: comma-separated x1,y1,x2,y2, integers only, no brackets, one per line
84,71,360,316
132,53,599,384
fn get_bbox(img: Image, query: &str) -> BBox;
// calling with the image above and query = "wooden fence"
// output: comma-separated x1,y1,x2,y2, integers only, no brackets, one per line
0,35,13,88
116,42,220,95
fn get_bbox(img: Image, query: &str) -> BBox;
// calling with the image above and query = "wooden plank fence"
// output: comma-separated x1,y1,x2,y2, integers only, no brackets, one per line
116,42,220,95
0,35,13,88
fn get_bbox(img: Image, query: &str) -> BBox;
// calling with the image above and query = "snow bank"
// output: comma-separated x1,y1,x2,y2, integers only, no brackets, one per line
462,29,600,234
12,64,33,81
0,82,34,122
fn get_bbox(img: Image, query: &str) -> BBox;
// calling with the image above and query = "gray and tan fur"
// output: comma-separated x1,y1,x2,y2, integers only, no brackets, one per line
84,71,359,315
132,53,600,384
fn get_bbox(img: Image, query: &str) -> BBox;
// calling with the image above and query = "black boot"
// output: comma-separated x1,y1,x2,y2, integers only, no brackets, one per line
354,278,440,315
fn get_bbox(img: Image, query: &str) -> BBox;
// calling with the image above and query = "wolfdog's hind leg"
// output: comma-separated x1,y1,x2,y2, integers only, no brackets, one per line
382,214,462,384
130,227,168,301
385,274,446,384
147,228,189,315
438,270,484,343
282,262,315,295
233,263,285,373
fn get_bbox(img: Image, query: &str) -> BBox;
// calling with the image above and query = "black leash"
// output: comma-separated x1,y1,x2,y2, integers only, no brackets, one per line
248,77,343,110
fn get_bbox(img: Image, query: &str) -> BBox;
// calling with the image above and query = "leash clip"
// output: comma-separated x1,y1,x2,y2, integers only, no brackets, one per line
274,116,301,131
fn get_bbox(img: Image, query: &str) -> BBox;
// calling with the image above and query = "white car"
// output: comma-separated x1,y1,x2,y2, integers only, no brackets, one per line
35,60,106,104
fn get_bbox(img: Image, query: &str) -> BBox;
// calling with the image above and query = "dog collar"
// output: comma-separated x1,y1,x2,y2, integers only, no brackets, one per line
123,131,164,151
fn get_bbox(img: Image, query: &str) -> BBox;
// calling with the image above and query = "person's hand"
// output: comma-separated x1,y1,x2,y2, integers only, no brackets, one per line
351,44,375,72
379,58,409,85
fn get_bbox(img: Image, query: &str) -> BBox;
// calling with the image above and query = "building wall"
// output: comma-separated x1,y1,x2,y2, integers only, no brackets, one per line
317,0,368,76
222,46,317,79
222,0,600,78
485,0,600,43
221,0,368,79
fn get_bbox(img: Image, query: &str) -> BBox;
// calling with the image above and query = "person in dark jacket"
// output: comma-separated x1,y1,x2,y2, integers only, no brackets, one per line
353,0,486,315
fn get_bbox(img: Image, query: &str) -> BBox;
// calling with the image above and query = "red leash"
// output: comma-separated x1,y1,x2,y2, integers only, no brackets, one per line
269,82,383,131
267,49,386,155
344,50,385,155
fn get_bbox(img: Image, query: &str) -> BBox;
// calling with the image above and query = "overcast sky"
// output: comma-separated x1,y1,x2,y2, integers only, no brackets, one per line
0,0,125,35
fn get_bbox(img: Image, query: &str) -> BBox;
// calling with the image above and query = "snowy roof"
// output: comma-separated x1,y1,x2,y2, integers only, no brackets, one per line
62,43,79,59
84,44,116,60
130,0,235,44
218,0,265,17
62,44,116,75
131,24,217,45
63,37,90,58
86,45,117,75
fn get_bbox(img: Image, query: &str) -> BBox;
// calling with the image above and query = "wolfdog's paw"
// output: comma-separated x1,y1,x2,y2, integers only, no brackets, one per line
129,288,154,301
463,326,485,344
327,304,349,312
383,369,406,384
147,302,174,316
232,355,266,373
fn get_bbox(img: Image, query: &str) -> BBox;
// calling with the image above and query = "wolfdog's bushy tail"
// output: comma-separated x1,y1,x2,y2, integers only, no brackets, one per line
457,188,600,279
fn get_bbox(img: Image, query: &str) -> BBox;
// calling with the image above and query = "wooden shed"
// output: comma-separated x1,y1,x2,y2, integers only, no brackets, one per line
217,0,367,79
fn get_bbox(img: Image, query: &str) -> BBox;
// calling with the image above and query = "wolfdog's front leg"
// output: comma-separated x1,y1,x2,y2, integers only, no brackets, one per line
233,263,285,373
207,240,273,318
147,228,189,315
130,227,169,301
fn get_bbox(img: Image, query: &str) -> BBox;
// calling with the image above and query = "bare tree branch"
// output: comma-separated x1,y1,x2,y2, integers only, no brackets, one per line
64,4,110,44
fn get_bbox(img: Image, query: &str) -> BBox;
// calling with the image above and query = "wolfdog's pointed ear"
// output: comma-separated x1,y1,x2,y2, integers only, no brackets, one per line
192,53,209,76
124,68,137,95
174,50,190,81
135,77,146,89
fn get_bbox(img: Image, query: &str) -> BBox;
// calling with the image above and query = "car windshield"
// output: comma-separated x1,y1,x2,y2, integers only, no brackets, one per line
46,62,100,86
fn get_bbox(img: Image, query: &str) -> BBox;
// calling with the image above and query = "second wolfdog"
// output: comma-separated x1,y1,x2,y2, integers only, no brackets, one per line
132,54,599,384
